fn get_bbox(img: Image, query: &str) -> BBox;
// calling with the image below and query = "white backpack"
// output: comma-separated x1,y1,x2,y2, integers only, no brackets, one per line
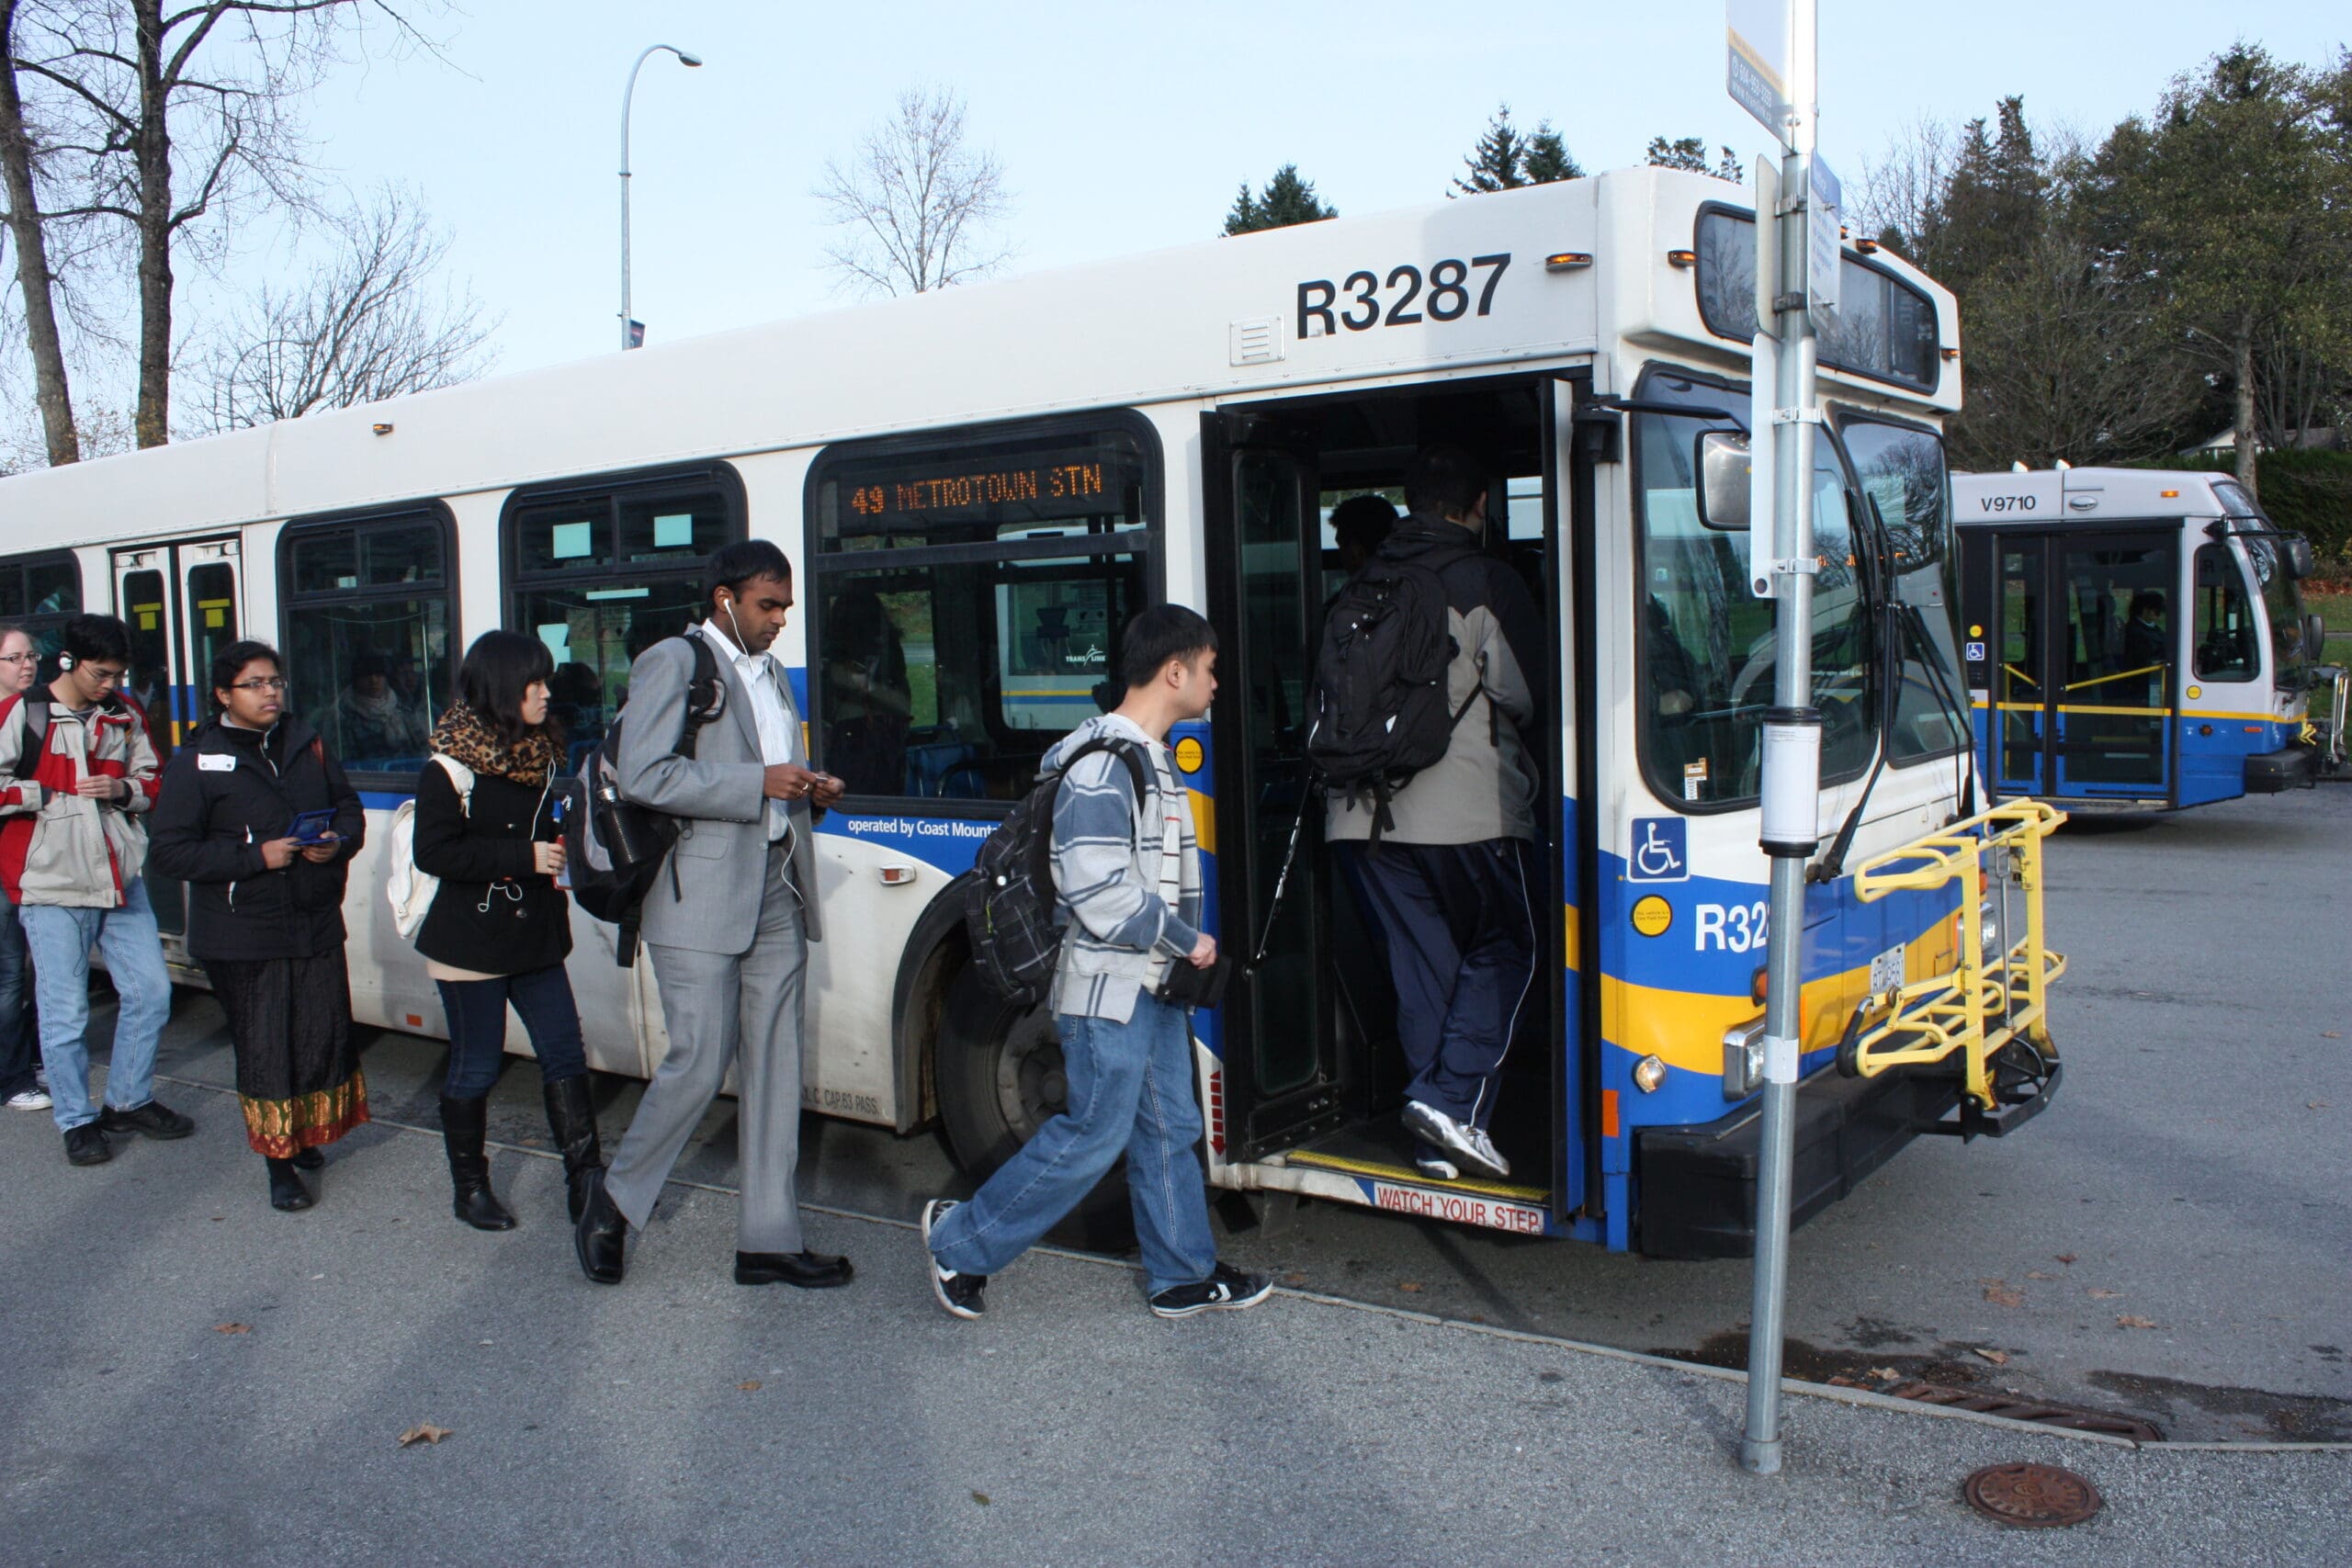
385,754,475,942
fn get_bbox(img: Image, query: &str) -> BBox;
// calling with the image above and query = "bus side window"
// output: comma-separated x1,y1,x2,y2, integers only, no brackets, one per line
2192,544,2257,682
280,513,457,777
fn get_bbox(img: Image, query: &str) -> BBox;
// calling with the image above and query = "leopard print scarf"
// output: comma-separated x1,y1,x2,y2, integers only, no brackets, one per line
427,701,557,786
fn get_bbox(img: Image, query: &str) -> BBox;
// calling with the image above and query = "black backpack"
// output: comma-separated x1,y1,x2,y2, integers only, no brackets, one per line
1305,551,1481,839
962,737,1147,1007
9,699,50,779
567,632,726,967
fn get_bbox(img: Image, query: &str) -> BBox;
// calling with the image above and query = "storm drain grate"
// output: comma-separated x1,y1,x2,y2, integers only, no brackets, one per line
1962,1461,2104,1529
1890,1381,2163,1441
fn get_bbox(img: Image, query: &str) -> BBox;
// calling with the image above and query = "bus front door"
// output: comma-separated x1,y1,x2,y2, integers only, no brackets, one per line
1991,538,2048,795
1201,411,1345,1160
2050,535,2175,801
111,538,243,943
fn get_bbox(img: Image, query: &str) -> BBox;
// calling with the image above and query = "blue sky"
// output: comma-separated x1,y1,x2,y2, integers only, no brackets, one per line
34,3,2352,401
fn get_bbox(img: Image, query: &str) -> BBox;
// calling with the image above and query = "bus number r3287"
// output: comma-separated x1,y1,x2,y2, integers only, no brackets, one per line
1297,254,1510,338
1694,901,1770,953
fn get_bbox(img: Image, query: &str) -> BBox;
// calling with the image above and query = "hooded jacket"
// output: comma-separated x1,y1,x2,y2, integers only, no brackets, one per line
0,690,162,908
1041,713,1204,1023
147,716,365,963
1324,517,1545,846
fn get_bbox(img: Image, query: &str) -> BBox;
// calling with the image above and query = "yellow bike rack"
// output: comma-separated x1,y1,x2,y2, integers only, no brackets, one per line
1844,801,2069,1111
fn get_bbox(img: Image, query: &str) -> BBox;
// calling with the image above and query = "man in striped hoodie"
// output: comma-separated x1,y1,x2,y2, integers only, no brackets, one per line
924,605,1271,1321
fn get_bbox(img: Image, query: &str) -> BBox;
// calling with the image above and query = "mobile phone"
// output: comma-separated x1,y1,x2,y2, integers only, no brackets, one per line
287,808,337,845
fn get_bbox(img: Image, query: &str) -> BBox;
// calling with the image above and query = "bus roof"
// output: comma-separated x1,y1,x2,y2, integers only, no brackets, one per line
1951,467,2257,527
5,165,1955,544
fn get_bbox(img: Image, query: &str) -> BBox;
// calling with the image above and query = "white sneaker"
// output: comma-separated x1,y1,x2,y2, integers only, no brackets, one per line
6,1088,51,1111
1401,1100,1509,1179
1414,1149,1461,1181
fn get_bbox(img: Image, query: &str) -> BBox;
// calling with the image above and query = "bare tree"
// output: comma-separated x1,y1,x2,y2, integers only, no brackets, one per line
1852,114,1954,255
190,185,493,431
815,86,1011,297
11,0,440,449
0,0,85,462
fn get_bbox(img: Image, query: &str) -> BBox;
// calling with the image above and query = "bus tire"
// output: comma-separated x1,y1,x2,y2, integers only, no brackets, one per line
933,965,1135,1251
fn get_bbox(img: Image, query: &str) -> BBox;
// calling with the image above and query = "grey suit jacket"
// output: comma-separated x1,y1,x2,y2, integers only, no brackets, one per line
615,627,823,954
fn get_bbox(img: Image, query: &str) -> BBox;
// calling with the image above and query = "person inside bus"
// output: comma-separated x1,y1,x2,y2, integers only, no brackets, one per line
148,640,368,1212
0,625,45,1114
1329,446,1544,1185
410,631,606,1233
575,539,852,1292
1331,491,1400,581
2123,590,2168,704
0,613,192,1167
821,585,912,795
922,604,1272,1322
334,649,428,765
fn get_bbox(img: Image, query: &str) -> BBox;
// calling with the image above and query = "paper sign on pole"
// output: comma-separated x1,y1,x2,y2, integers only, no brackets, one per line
1807,154,1842,333
1727,0,1792,148
1748,155,1780,601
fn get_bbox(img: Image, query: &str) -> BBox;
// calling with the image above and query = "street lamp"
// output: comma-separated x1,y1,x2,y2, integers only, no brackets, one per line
619,43,703,351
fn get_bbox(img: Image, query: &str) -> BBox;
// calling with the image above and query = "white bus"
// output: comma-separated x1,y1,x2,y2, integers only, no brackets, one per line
0,165,2065,1256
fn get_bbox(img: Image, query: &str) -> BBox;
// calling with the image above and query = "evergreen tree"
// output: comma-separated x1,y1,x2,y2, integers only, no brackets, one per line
1452,103,1581,196
1224,164,1337,234
1645,136,1744,183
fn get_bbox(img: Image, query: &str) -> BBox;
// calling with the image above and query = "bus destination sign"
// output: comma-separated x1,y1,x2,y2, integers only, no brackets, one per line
843,455,1110,525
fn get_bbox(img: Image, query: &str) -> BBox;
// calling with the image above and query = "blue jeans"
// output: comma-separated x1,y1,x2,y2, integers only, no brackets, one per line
930,992,1217,1295
434,964,587,1100
0,897,35,1098
20,878,174,1134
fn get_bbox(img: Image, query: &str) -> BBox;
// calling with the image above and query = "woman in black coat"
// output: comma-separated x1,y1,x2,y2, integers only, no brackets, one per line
411,630,602,1232
149,640,368,1212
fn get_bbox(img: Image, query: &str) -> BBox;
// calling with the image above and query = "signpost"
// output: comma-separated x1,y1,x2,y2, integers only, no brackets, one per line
1728,0,1826,1478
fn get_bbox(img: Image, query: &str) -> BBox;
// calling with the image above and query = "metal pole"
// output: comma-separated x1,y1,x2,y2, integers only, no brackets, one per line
1740,0,1821,1478
619,45,701,351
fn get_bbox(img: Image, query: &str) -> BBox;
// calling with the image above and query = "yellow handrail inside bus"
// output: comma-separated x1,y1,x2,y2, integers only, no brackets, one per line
1845,800,2068,1111
2001,663,2040,690
2062,663,2165,694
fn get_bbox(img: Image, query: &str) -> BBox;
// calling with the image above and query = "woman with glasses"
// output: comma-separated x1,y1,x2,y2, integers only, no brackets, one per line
408,630,604,1233
149,640,368,1210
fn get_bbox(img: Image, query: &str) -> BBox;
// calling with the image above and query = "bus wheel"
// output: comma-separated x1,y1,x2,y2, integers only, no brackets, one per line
933,965,1136,1251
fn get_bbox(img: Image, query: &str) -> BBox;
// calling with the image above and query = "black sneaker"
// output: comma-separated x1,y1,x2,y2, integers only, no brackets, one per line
1148,1261,1274,1319
921,1199,986,1320
64,1123,112,1166
102,1099,195,1140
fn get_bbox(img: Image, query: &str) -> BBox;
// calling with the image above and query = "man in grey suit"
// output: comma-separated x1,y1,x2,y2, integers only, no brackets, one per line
574,539,852,1289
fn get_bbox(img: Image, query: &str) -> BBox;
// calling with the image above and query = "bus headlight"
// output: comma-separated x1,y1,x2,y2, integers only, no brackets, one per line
1722,1018,1767,1100
1634,1055,1667,1093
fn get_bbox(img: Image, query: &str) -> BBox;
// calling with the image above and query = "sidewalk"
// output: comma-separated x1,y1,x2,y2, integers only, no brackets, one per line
1,1069,2343,1567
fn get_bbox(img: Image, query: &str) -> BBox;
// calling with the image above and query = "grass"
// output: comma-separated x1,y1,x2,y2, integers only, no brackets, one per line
2307,585,2352,657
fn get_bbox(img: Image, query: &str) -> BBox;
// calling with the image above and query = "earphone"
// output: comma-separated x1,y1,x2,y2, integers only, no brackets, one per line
57,652,74,671
720,591,748,649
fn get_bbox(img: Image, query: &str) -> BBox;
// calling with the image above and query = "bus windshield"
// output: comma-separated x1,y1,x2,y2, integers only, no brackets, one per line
1838,417,1968,762
1634,373,1876,807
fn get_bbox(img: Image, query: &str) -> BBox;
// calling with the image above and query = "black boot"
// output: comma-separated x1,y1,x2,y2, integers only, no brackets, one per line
542,1076,605,1224
439,1095,515,1232
266,1156,314,1212
574,1168,627,1285
291,1145,325,1171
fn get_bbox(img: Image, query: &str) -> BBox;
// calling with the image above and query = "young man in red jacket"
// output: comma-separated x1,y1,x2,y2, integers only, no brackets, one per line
0,615,191,1165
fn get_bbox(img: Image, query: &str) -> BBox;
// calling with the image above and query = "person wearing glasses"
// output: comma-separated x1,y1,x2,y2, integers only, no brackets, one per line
149,641,368,1211
0,614,190,1167
0,626,44,1113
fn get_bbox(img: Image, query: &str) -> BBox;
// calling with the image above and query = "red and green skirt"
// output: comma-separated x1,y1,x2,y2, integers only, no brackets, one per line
202,951,370,1158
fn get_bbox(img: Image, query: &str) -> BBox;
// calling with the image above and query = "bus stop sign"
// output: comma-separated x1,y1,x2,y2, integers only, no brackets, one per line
1727,0,1793,148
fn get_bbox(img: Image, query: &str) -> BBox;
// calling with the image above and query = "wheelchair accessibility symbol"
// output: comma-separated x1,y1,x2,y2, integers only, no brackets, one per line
1628,817,1689,883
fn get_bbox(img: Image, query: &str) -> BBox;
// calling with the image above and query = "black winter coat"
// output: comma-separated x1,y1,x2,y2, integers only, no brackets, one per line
148,717,365,963
411,759,571,975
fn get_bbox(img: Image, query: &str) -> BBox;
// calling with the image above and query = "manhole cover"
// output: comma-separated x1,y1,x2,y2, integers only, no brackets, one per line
1962,1461,2103,1529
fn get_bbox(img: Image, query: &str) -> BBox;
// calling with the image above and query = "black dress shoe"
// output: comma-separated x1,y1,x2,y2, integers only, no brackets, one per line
574,1169,627,1285
291,1146,325,1171
64,1123,112,1166
266,1157,314,1212
102,1099,194,1139
734,1250,854,1289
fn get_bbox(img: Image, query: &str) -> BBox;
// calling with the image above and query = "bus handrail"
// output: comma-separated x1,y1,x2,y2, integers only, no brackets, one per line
1844,801,2068,1111
2061,663,2165,694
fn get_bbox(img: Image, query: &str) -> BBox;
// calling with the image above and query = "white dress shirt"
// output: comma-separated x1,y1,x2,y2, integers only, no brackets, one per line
699,614,797,845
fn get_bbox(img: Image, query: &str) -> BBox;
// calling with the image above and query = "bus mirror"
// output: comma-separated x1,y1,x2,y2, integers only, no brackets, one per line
2284,535,2315,579
1696,431,1751,530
